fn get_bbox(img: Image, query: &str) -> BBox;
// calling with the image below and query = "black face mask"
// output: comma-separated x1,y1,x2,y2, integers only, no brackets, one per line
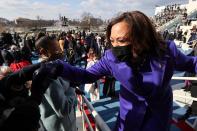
112,44,132,62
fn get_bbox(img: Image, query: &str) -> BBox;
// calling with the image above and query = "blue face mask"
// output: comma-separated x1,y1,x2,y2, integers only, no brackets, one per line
112,44,132,62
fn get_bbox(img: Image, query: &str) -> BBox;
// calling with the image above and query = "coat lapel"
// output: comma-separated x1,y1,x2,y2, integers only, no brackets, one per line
150,56,168,87
149,54,174,101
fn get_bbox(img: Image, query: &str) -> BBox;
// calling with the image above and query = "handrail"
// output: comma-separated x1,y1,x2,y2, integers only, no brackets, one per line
158,9,197,32
81,109,94,131
78,76,197,131
172,76,197,102
172,76,197,129
188,9,197,19
172,76,197,81
158,15,182,32
173,94,197,101
78,95,95,131
77,94,111,131
82,95,111,131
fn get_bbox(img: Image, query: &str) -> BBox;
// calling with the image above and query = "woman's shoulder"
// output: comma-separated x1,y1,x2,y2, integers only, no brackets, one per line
164,40,180,59
165,40,176,49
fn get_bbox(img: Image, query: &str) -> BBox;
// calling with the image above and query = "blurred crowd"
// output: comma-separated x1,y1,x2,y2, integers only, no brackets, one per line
154,4,188,27
1,4,196,130
162,25,197,45
0,30,118,131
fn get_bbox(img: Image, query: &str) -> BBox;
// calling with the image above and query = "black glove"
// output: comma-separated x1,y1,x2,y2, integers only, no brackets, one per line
43,60,64,79
30,63,55,104
20,63,41,81
0,63,41,99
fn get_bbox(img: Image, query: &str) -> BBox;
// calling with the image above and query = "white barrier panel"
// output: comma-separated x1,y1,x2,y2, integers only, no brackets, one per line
172,76,197,81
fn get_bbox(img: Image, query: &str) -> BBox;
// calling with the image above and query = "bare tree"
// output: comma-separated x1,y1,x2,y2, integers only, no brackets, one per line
80,12,94,30
81,12,93,21
80,12,104,30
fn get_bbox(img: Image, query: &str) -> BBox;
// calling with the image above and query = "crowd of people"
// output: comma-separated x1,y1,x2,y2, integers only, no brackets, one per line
0,27,118,130
154,4,187,27
1,10,197,131
162,23,197,122
162,24,197,44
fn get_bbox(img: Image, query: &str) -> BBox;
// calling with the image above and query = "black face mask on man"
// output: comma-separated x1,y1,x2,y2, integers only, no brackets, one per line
112,44,132,62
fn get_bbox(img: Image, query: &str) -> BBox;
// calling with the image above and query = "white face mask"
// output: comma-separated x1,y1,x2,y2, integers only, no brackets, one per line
38,49,50,62
19,42,24,48
39,56,49,62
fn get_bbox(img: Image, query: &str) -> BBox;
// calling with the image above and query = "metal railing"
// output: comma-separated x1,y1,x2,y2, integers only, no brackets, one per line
172,76,197,81
187,9,197,19
158,15,182,32
158,9,197,32
78,94,111,131
172,76,197,102
172,76,197,129
77,76,197,131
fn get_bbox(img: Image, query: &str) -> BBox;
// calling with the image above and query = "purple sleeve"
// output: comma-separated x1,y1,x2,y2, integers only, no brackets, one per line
58,54,112,84
168,41,197,73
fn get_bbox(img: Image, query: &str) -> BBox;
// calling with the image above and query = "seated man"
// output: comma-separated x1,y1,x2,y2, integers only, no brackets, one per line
35,36,77,131
187,25,197,45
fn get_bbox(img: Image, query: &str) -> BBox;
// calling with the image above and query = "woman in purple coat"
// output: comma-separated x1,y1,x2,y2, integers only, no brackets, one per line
41,11,197,131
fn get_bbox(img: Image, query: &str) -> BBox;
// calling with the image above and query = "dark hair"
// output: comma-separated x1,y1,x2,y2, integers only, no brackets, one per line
35,36,55,50
35,32,46,41
11,50,23,62
35,36,64,60
1,50,14,65
106,11,166,58
59,32,66,40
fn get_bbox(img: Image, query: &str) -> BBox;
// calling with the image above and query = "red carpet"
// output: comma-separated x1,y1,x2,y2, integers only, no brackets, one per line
171,119,195,131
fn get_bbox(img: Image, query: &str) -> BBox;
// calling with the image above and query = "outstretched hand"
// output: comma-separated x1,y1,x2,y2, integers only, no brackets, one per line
44,61,64,79
30,63,52,104
30,62,63,104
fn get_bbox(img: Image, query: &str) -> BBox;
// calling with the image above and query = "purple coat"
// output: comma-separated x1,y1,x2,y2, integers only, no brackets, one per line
58,41,197,131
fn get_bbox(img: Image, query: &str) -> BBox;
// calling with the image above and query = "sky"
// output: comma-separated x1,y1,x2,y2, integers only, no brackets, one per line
0,0,188,20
